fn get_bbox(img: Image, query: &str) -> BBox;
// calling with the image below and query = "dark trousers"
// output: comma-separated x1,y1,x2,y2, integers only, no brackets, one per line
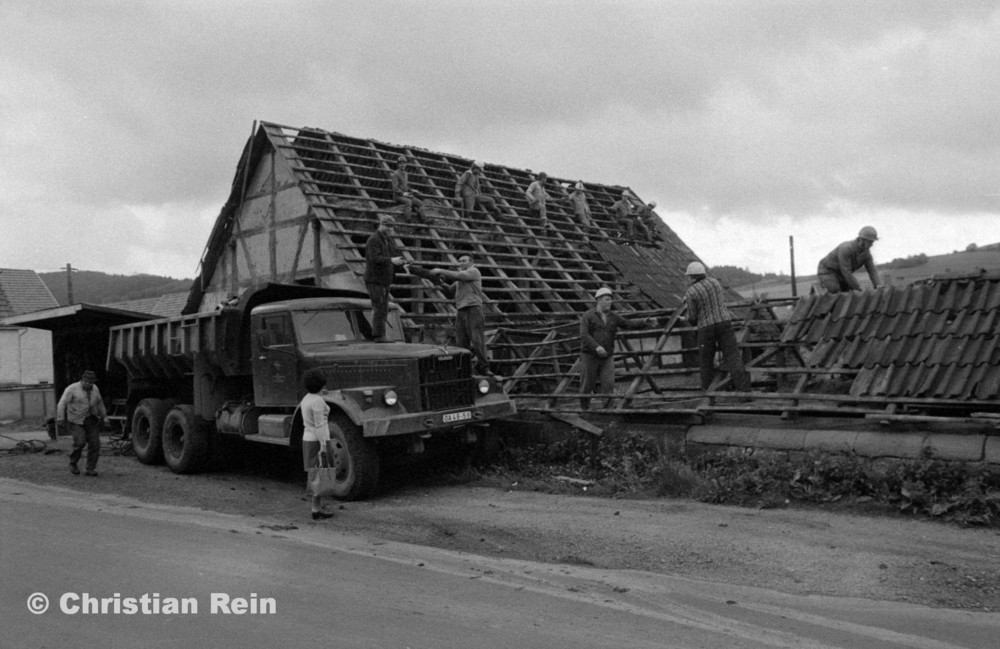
461,193,498,218
69,417,101,471
367,282,391,339
456,306,489,374
396,195,425,220
698,322,750,391
579,353,615,409
817,271,851,294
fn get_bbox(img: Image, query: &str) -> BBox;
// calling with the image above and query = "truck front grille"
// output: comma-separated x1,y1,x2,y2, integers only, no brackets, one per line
419,352,474,411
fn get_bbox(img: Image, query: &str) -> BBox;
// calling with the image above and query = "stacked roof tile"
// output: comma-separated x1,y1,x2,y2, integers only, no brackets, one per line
781,271,1000,400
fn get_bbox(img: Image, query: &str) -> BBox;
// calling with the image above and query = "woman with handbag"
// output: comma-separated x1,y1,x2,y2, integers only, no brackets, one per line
301,369,335,520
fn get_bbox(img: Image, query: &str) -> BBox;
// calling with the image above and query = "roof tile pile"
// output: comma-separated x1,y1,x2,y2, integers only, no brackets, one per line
782,271,1000,400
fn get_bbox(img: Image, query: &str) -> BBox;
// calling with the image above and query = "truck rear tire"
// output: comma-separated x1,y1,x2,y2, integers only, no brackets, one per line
327,415,379,501
162,405,210,474
131,398,171,465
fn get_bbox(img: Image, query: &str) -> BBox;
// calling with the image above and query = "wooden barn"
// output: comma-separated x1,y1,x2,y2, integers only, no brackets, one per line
181,121,769,412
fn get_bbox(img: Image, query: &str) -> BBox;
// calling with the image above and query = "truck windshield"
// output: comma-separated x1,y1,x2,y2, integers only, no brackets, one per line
293,310,357,344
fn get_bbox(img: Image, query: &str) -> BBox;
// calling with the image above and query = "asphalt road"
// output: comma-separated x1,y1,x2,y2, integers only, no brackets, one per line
1,478,996,649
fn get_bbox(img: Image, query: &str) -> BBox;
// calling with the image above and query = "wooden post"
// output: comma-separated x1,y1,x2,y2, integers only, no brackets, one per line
789,235,797,297
65,263,74,304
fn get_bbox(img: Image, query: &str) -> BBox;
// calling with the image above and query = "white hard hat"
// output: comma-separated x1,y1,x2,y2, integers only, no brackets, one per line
575,181,584,190
685,261,707,276
595,287,613,299
649,201,657,208
474,160,484,169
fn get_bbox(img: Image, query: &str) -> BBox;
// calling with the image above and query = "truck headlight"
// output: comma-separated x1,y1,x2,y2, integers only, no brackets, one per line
383,389,398,406
477,379,490,395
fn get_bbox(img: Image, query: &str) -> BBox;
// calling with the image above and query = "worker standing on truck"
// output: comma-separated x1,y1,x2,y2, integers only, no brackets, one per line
682,262,751,394
578,287,656,410
817,226,881,294
364,214,405,342
57,369,109,477
301,369,335,520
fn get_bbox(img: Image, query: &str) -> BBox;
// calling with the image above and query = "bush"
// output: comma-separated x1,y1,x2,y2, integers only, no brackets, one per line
692,451,1000,526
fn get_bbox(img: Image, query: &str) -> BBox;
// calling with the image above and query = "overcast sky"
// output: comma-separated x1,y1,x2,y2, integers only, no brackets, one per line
2,1,998,281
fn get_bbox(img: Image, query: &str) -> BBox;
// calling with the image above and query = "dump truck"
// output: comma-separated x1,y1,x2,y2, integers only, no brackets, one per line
107,283,515,500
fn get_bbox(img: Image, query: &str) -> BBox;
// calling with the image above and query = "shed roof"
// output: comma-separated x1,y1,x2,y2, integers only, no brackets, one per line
0,268,59,317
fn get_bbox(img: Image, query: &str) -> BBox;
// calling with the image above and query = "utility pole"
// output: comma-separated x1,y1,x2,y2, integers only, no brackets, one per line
65,263,74,304
789,236,797,297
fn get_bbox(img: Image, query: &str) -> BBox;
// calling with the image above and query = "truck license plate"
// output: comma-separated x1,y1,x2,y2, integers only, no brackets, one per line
443,411,472,423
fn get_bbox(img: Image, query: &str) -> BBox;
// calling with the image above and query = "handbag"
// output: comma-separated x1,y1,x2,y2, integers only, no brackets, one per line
306,445,339,498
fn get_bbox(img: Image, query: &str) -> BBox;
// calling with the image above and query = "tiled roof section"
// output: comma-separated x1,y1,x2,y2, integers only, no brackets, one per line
104,292,189,318
0,268,59,317
782,271,1000,400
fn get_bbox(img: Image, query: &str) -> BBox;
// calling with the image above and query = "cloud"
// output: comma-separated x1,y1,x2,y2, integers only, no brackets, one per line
1,1,997,278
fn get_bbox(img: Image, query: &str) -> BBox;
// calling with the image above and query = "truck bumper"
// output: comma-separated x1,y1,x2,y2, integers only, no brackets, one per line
360,394,516,438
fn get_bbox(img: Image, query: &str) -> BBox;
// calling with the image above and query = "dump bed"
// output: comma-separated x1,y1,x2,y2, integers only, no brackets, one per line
108,308,248,380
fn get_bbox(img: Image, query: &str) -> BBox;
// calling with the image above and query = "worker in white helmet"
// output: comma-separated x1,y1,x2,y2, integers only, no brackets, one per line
682,262,750,394
817,226,881,293
565,181,593,228
578,287,657,410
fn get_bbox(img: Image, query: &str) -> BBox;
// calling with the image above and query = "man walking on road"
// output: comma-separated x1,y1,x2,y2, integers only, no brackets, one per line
364,214,405,342
817,226,881,293
57,369,109,476
682,262,750,394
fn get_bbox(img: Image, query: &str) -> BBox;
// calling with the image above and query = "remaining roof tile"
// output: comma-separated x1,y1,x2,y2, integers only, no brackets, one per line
781,275,1000,402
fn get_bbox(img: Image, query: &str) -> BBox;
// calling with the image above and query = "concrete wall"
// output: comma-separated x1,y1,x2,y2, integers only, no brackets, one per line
0,385,56,420
0,327,53,385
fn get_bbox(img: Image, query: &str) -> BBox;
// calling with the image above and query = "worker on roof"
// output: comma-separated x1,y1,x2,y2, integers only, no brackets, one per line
610,191,650,240
682,262,751,395
578,287,656,410
524,172,554,230
454,161,499,221
817,226,881,294
634,201,659,243
565,181,593,228
390,155,426,222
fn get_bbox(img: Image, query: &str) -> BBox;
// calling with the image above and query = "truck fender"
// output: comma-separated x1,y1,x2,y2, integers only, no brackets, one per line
322,391,365,427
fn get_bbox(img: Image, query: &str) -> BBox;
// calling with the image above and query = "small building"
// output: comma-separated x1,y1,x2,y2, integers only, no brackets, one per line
0,269,60,419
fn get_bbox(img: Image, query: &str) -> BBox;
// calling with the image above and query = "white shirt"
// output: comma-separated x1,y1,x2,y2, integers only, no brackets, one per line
300,392,331,443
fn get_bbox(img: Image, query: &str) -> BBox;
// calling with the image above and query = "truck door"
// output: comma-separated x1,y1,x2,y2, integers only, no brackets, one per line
252,313,300,406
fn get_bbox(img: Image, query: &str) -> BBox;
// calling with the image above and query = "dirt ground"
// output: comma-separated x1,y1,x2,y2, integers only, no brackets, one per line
3,425,999,613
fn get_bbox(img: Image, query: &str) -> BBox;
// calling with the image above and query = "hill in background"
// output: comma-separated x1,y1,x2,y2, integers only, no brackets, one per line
39,270,192,306
733,243,1000,299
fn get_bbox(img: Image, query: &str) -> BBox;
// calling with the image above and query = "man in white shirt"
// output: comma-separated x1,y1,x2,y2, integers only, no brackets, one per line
57,369,109,476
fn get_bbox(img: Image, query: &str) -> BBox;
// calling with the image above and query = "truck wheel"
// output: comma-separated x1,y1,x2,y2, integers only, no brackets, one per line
162,405,210,474
131,398,171,465
327,415,379,501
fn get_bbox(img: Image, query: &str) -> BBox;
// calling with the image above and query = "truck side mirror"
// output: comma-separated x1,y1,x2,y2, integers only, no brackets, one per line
256,330,273,349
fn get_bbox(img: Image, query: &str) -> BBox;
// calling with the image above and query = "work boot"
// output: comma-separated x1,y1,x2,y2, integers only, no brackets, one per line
69,463,80,475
